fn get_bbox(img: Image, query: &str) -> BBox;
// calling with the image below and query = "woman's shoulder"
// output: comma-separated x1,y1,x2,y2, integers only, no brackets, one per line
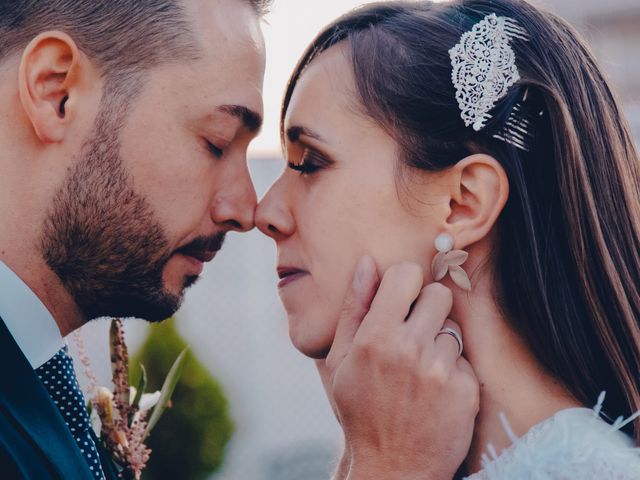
467,404,640,480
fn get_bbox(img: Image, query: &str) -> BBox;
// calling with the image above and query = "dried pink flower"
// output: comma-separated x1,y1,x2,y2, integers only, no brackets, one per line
92,319,152,479
84,318,184,480
110,319,131,411
72,329,98,399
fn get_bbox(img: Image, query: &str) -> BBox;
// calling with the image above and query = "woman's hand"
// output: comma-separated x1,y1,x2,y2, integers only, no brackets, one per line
319,257,479,480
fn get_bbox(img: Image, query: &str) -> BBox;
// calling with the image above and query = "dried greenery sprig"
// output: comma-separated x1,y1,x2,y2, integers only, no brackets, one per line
80,319,188,480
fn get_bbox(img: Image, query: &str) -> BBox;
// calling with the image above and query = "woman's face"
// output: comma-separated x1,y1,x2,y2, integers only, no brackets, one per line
256,44,451,358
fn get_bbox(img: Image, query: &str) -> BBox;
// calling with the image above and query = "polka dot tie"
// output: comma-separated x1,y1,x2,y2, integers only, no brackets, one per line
35,347,106,480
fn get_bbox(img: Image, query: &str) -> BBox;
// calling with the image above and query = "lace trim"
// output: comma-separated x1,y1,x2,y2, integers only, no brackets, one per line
466,393,640,480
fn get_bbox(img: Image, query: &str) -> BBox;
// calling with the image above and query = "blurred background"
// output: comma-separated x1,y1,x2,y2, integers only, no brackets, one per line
70,0,640,479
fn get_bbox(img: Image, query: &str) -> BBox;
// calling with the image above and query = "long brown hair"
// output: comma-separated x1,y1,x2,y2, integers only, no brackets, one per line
282,0,640,441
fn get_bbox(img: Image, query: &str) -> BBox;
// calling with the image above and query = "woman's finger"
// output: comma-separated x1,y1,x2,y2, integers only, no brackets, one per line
404,282,453,341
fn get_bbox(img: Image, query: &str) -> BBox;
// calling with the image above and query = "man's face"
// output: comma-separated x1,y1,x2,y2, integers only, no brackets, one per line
42,0,266,321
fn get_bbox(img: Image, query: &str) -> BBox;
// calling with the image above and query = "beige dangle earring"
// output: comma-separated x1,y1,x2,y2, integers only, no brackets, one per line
431,233,472,291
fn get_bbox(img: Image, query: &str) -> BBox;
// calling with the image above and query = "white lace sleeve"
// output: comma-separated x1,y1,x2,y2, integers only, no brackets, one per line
466,401,640,480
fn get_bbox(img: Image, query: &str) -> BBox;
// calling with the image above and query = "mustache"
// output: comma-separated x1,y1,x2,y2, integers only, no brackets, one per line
175,232,226,259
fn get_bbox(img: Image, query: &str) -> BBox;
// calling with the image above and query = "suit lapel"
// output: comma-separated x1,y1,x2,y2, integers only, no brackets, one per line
0,317,95,479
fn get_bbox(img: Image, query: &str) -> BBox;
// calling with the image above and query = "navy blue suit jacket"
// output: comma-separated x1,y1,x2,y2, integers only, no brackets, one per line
0,317,119,479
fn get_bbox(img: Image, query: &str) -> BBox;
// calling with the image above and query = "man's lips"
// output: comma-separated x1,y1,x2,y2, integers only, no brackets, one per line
277,267,308,288
177,251,218,278
186,250,218,263
174,233,226,268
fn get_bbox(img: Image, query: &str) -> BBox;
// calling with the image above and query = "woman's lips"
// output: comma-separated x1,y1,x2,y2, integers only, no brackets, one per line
277,267,309,289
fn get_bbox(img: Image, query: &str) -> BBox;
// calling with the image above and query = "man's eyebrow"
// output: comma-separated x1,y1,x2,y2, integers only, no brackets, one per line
286,125,326,144
217,104,263,132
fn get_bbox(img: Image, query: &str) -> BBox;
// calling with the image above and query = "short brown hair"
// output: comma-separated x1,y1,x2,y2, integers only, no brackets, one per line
0,0,272,76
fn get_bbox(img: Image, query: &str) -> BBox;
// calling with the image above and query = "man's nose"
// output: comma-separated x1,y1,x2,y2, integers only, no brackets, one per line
211,164,257,232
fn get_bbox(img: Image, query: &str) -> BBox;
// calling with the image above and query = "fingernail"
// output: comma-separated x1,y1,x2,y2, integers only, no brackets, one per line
352,256,370,294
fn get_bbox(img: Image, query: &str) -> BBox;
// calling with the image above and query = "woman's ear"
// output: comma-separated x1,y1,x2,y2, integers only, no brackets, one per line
18,32,85,143
446,154,509,248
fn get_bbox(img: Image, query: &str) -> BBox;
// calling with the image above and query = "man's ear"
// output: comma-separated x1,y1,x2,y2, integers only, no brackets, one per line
446,154,509,248
18,32,87,143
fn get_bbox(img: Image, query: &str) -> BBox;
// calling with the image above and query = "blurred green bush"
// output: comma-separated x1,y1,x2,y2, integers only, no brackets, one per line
130,319,234,480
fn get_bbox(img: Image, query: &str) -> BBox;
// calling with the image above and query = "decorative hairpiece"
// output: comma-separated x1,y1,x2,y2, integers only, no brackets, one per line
449,13,530,133
492,87,537,152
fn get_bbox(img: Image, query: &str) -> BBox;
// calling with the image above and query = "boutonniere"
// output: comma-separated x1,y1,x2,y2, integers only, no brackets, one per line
76,319,188,480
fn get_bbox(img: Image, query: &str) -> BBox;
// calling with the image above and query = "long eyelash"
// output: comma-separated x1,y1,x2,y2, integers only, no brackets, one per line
288,162,321,175
288,148,330,175
303,148,327,165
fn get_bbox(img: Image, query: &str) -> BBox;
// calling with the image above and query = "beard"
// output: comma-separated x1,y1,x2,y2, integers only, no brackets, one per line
41,95,190,322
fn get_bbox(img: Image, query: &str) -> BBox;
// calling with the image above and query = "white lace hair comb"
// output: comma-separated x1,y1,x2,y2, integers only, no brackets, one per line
449,13,530,137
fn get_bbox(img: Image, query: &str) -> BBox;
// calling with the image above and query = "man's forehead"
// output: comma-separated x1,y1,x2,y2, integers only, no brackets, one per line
171,0,264,115
187,0,265,56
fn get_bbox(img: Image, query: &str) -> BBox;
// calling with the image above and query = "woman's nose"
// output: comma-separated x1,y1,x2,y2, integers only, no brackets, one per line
255,179,295,241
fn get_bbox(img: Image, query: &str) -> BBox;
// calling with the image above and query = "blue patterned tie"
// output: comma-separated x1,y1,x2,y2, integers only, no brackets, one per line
36,347,106,480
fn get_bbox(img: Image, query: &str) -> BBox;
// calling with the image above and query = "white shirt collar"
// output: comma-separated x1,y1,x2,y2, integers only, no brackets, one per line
0,261,65,369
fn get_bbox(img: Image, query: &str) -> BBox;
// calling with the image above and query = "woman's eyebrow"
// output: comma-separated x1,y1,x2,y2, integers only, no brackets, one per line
286,125,326,144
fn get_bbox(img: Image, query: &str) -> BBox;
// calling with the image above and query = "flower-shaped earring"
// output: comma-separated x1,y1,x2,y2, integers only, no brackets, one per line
431,233,471,291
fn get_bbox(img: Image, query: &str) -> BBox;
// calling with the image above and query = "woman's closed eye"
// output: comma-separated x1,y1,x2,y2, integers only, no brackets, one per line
288,148,333,176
